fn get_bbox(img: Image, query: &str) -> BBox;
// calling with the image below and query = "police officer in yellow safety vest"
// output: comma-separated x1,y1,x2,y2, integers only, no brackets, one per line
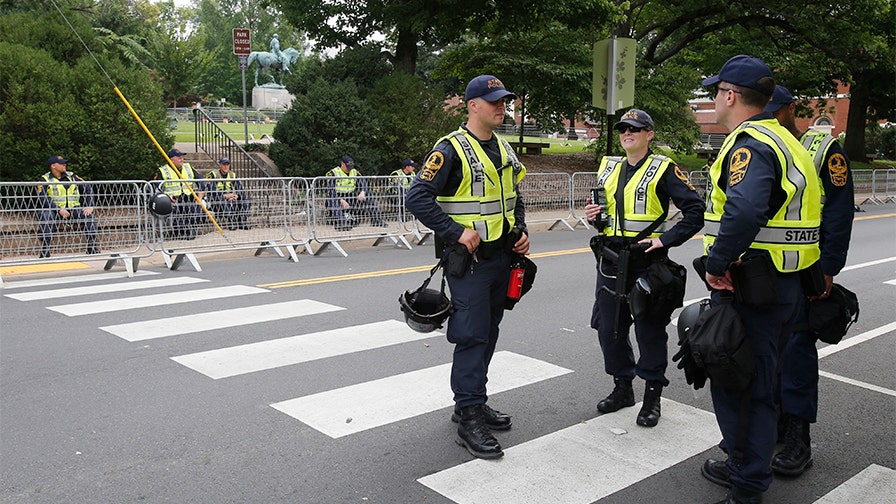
584,109,704,429
206,157,251,230
698,56,821,504
325,155,386,231
35,155,98,258
765,85,854,479
406,74,530,460
153,148,206,240
388,158,417,218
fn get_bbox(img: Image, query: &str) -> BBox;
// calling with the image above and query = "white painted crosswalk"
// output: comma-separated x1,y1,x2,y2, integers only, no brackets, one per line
172,319,438,379
419,399,721,504
5,268,891,504
4,276,207,301
270,351,573,438
47,285,269,316
99,299,345,341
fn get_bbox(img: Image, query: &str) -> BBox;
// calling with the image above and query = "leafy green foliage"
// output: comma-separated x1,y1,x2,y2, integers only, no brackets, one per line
0,8,169,182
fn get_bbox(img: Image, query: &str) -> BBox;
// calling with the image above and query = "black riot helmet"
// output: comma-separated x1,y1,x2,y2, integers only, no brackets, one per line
149,192,173,216
399,260,452,333
677,298,711,343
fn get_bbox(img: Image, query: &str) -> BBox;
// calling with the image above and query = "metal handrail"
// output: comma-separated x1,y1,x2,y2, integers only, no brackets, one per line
192,108,272,178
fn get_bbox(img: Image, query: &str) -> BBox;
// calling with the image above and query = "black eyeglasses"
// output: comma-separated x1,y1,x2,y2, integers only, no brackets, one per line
717,86,742,95
616,125,644,134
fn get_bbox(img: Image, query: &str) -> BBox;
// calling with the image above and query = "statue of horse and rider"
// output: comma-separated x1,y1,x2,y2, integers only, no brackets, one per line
247,44,301,88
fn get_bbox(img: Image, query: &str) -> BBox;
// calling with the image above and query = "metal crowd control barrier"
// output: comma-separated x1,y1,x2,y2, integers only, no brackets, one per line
4,168,892,281
520,173,575,230
0,180,150,281
307,175,411,257
570,172,599,228
860,168,896,205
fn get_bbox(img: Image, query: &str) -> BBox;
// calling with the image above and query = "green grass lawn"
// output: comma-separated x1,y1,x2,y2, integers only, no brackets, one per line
171,121,276,142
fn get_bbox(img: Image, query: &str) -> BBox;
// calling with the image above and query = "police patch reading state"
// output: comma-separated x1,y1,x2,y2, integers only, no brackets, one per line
420,151,444,182
674,165,696,191
828,153,848,187
728,148,751,186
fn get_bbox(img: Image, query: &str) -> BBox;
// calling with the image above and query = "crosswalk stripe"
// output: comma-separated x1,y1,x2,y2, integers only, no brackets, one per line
172,320,440,379
99,299,345,342
1,270,158,289
270,351,572,438
4,276,208,301
47,285,269,317
811,464,895,503
418,399,720,504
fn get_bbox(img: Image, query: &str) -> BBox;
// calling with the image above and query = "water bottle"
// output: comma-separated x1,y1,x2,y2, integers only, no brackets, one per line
507,255,526,300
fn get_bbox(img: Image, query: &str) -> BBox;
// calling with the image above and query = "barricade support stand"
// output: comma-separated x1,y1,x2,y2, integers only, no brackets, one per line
373,234,412,250
103,253,139,277
254,241,285,258
548,218,575,231
164,251,202,271
311,240,347,257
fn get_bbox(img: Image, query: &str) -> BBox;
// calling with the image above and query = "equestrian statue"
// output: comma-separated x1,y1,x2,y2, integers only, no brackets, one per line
248,36,301,88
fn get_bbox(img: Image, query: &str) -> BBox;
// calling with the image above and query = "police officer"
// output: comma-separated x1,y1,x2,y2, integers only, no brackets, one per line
585,109,704,427
206,157,251,230
153,148,206,240
35,155,98,258
325,156,386,231
387,158,416,219
405,74,529,460
698,56,821,504
766,85,854,476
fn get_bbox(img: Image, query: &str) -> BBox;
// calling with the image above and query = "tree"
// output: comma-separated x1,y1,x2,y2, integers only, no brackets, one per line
623,0,894,160
0,4,169,182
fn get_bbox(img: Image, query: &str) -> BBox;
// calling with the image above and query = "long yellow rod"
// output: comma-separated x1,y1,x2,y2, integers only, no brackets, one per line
51,0,225,235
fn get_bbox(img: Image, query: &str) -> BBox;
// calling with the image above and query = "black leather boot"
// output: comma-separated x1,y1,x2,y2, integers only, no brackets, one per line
711,486,762,504
455,404,503,459
701,458,731,488
451,403,512,430
772,415,813,476
636,381,662,427
597,377,635,413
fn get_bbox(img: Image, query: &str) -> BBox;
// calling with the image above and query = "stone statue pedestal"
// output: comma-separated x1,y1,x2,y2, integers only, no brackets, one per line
252,86,295,110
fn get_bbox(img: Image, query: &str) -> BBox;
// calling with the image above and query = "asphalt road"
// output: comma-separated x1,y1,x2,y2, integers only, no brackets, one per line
1,207,894,504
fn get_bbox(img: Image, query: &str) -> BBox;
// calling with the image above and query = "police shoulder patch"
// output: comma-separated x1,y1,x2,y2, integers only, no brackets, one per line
728,147,751,186
420,151,444,182
674,165,696,191
828,153,849,187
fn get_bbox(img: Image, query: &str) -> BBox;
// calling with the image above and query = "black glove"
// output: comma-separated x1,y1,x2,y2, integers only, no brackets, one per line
672,342,707,390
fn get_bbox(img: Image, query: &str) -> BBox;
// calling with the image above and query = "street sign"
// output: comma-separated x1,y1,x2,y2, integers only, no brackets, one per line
238,54,249,70
232,28,251,56
592,37,636,113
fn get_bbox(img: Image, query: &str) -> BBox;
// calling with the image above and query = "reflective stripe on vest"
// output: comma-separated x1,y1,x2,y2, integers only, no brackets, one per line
435,129,525,242
703,119,821,272
390,169,412,189
41,173,82,208
158,163,197,196
596,155,671,238
328,167,359,193
801,130,837,205
209,170,237,191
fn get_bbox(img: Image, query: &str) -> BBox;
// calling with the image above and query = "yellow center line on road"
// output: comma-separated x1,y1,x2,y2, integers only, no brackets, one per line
259,248,595,289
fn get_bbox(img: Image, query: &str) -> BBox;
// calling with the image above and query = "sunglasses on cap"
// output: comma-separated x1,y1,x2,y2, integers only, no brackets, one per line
616,125,644,134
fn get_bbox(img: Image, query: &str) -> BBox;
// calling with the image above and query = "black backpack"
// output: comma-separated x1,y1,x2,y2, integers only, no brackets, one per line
688,299,754,391
808,283,859,344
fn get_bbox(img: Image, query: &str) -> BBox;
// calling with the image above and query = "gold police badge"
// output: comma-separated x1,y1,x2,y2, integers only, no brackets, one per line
728,148,751,186
674,165,696,191
828,153,849,187
420,151,444,182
